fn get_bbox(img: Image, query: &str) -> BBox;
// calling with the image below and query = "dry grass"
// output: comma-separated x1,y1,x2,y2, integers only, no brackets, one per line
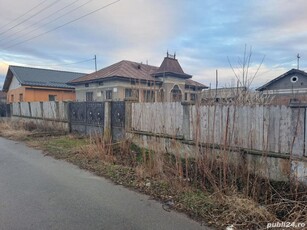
75,133,306,229
0,119,32,140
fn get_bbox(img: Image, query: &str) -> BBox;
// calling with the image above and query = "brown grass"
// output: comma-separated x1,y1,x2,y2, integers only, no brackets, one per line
75,133,306,229
0,119,32,140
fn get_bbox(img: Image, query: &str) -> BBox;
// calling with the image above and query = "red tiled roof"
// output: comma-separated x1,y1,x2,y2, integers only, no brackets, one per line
70,60,159,83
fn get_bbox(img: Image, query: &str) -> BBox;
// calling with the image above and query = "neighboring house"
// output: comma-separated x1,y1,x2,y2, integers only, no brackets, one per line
256,68,307,104
2,65,86,103
202,87,247,103
69,53,207,102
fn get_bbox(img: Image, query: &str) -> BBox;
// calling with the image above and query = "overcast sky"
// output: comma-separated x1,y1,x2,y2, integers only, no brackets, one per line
0,0,306,89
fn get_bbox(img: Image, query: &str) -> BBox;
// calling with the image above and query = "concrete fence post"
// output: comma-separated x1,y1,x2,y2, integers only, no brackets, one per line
55,101,60,120
181,101,194,140
18,102,21,116
28,102,32,117
124,99,136,132
40,102,44,118
104,101,111,138
66,102,72,133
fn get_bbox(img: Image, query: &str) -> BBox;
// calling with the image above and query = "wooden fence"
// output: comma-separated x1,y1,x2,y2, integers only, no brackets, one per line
9,101,307,183
131,102,305,157
10,101,307,157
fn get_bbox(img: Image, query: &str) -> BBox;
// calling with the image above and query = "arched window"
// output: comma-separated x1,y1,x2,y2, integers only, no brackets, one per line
171,85,182,102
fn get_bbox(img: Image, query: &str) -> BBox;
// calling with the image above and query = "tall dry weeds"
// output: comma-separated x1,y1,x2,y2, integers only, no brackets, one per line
128,95,307,229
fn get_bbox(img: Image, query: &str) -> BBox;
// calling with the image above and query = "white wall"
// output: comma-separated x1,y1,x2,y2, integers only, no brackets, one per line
8,76,21,90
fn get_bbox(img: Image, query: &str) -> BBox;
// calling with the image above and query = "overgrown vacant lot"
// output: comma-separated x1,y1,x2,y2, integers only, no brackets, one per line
0,119,306,230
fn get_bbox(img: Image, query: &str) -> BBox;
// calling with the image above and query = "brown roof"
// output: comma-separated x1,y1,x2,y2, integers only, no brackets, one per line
70,60,159,84
69,56,207,89
185,79,208,89
157,57,185,73
153,56,192,78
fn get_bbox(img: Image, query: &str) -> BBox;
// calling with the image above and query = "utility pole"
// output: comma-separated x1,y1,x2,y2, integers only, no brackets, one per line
297,53,300,70
215,69,218,100
94,55,97,72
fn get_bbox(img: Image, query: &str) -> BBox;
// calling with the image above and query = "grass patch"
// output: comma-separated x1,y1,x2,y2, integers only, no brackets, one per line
44,136,87,153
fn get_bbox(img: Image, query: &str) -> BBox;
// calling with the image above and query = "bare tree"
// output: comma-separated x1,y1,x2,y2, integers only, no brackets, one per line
227,44,265,90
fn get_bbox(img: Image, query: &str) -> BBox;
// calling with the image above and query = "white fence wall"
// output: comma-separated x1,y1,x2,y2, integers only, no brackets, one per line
31,102,42,117
12,103,20,116
12,101,69,121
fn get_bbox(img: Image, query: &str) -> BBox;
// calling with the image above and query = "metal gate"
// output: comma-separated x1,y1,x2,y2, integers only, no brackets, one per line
111,101,125,141
69,102,104,134
0,104,10,117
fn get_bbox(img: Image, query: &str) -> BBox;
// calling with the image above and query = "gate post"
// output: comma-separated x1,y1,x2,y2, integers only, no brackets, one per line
67,102,72,133
125,99,136,132
104,101,111,139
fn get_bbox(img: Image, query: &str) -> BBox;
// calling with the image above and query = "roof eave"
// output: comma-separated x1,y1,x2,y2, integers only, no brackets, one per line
152,72,192,79
22,83,75,90
185,84,208,90
68,75,162,85
2,67,18,92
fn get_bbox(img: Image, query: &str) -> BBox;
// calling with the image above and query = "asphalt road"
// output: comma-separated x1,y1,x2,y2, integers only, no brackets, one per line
0,137,209,230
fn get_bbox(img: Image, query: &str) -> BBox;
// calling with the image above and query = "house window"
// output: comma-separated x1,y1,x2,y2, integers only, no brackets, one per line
85,83,89,87
184,93,188,101
125,89,132,98
99,82,104,86
19,94,23,102
106,90,112,100
171,85,182,102
49,95,57,101
125,89,139,99
11,94,14,102
143,90,155,102
190,93,196,101
86,92,93,101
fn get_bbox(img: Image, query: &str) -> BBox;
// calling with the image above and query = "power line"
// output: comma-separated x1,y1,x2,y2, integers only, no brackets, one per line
0,0,97,46
0,0,49,31
3,0,121,50
0,0,61,37
0,0,84,42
